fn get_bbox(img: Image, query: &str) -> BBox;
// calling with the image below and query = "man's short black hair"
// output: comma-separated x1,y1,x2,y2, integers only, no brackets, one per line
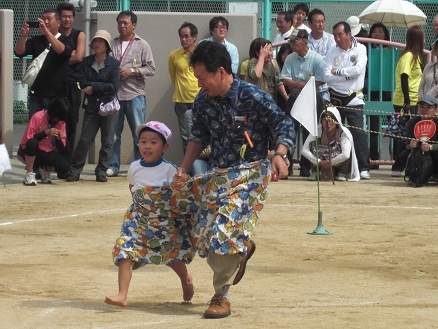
117,11,137,24
293,3,309,16
308,8,325,23
333,21,351,34
209,16,229,34
191,41,232,75
178,22,198,37
56,2,76,17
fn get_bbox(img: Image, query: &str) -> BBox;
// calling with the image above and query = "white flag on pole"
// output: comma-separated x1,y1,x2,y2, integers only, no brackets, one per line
290,76,318,137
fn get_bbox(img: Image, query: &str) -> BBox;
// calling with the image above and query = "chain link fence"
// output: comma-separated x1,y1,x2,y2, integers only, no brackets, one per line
2,0,437,121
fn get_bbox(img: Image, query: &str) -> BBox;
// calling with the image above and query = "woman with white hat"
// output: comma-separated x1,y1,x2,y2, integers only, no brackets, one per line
65,30,121,182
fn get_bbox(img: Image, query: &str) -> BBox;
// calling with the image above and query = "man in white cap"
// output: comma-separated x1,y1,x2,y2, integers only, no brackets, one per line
324,21,371,179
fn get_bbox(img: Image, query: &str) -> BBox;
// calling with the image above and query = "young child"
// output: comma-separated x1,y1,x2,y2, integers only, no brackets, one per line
105,121,196,307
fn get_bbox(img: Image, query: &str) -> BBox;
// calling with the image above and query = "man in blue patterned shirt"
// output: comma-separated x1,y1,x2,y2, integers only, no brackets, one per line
174,41,294,319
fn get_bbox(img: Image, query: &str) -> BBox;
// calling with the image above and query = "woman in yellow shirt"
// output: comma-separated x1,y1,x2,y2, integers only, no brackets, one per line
392,25,424,158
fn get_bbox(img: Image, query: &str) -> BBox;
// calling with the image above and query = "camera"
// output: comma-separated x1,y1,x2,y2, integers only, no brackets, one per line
27,21,40,28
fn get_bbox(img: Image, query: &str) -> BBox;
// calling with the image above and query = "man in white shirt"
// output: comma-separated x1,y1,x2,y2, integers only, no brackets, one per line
273,11,294,46
292,3,311,33
324,21,370,179
307,8,335,58
307,8,336,96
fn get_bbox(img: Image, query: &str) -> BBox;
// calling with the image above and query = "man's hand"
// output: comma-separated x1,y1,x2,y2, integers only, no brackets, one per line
421,142,433,153
271,155,289,179
120,68,133,80
82,86,93,95
410,139,419,149
172,167,190,189
20,22,31,37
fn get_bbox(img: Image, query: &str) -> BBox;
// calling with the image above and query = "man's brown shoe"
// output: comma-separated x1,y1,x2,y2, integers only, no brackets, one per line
232,240,256,285
204,295,231,319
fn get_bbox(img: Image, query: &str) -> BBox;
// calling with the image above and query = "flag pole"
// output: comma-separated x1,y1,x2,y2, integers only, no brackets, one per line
289,77,333,235
307,87,332,235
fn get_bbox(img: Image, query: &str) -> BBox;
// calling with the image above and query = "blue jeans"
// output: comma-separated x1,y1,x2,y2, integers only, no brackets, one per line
109,95,146,173
190,159,208,176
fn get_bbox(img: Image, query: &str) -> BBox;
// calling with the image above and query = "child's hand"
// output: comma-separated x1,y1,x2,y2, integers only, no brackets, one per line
172,168,190,189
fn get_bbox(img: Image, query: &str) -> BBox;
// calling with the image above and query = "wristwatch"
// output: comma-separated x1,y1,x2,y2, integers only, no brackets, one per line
274,151,288,163
130,68,135,76
430,144,434,151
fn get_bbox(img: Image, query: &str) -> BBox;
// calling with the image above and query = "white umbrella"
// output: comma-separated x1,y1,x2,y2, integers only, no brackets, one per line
358,0,427,28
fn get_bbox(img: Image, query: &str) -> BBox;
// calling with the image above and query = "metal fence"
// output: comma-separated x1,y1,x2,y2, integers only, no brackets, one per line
2,0,437,121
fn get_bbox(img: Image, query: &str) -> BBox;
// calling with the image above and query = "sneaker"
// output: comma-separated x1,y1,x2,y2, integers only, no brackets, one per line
335,173,347,181
106,168,118,177
308,172,317,181
360,171,371,180
23,172,37,186
38,167,52,184
391,171,402,177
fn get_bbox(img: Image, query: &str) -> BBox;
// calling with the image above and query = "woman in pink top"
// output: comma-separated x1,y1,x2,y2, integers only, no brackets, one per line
19,97,70,185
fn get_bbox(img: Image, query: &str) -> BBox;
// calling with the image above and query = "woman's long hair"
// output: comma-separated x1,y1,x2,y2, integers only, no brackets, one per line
400,25,424,69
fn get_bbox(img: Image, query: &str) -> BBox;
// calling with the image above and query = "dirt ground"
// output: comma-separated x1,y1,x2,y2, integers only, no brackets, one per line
1,165,437,329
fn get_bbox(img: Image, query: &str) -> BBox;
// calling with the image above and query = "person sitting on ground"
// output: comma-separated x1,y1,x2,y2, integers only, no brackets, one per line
301,107,360,182
391,95,438,180
19,97,70,186
245,38,288,104
105,121,196,307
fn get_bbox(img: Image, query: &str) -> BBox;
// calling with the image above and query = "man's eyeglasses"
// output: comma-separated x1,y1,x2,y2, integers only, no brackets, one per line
288,39,299,43
214,25,228,30
418,104,437,111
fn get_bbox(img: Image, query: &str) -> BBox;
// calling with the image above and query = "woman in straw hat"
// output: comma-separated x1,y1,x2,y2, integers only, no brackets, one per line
65,30,121,182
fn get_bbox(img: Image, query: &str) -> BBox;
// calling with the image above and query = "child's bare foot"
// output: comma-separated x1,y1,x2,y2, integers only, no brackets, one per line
104,295,128,307
181,274,194,303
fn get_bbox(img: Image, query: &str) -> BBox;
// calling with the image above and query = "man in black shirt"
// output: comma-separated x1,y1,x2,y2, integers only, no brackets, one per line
14,8,73,119
57,2,86,155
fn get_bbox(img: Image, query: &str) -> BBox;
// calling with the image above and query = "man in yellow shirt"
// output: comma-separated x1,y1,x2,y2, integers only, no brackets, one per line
168,22,200,151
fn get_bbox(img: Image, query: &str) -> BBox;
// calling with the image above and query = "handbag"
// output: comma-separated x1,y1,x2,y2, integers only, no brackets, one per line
21,33,61,86
329,88,357,107
386,109,410,137
98,96,120,116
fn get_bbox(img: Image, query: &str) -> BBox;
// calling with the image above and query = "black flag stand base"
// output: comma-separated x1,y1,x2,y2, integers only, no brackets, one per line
307,211,333,235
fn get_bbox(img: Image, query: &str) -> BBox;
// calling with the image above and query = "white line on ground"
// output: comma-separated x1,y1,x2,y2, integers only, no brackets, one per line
0,208,126,227
1,203,434,228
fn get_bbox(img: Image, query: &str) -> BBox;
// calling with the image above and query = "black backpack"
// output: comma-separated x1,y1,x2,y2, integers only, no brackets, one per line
404,146,434,187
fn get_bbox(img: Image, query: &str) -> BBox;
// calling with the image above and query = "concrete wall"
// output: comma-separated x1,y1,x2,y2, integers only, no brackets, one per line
76,12,256,165
0,9,14,155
